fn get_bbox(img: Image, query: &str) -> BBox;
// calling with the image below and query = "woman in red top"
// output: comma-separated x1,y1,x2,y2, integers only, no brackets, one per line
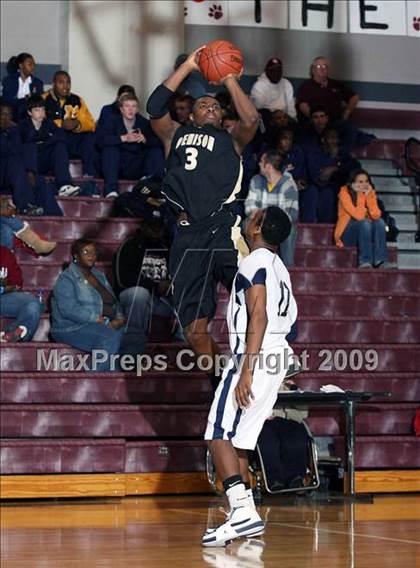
334,169,393,268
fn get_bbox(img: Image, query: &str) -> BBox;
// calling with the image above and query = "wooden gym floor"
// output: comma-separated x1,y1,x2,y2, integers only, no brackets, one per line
1,494,419,568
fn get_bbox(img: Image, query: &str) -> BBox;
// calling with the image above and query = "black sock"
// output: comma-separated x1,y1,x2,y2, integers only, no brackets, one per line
222,475,243,493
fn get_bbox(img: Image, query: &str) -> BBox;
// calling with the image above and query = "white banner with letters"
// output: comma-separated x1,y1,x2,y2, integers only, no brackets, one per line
184,0,420,37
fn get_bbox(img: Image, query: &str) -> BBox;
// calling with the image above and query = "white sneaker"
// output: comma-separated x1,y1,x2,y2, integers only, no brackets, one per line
105,191,118,198
203,539,265,568
202,548,241,568
58,184,81,197
202,505,264,547
0,325,28,343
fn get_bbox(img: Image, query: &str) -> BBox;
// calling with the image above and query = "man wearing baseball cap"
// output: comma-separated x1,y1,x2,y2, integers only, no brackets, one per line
250,57,296,119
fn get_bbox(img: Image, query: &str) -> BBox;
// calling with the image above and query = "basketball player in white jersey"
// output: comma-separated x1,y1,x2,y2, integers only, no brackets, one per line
203,206,297,547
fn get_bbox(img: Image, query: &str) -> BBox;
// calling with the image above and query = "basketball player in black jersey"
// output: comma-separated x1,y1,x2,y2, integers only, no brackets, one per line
147,46,259,388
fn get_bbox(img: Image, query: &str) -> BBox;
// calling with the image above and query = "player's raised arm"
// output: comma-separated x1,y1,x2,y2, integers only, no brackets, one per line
146,46,206,156
222,75,259,155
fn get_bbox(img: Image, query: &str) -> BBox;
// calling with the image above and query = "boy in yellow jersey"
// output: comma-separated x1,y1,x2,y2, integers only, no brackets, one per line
42,71,97,184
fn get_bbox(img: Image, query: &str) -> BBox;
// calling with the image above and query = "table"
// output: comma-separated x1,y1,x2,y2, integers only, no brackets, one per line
274,390,391,496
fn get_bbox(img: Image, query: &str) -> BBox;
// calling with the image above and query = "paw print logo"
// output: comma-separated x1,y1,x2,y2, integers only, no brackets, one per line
209,4,224,20
413,17,420,31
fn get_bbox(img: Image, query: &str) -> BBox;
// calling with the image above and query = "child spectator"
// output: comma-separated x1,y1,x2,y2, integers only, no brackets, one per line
50,239,124,371
271,109,296,130
250,58,296,120
297,105,331,150
0,198,56,254
42,71,97,179
335,169,394,269
113,218,183,356
96,93,164,197
275,128,307,191
97,84,136,130
0,245,43,342
245,150,298,267
1,103,62,216
1,53,44,120
19,95,80,196
303,128,360,223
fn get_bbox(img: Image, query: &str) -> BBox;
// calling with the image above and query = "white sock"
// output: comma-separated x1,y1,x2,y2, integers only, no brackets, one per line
226,482,249,510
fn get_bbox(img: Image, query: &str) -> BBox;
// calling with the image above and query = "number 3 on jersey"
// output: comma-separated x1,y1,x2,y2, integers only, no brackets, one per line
185,147,198,170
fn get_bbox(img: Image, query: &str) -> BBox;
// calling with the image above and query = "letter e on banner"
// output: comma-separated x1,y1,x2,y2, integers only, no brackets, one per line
349,0,407,35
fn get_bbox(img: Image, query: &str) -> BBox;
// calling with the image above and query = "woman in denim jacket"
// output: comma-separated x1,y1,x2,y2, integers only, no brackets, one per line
51,239,125,370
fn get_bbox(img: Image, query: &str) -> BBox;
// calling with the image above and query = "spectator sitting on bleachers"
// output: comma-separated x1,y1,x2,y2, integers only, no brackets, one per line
19,95,80,197
0,245,43,343
271,109,296,130
215,91,234,118
50,239,125,371
96,93,164,197
303,128,360,224
335,169,395,269
1,52,44,120
222,110,258,217
0,197,56,254
275,128,307,191
297,58,374,148
42,71,97,181
1,103,62,216
113,218,183,356
169,94,195,125
113,176,175,235
297,105,331,150
96,84,136,130
245,149,298,267
297,56,359,124
250,57,296,120
262,108,297,152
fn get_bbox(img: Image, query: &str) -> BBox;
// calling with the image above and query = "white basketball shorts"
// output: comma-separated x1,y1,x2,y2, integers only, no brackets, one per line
204,353,288,450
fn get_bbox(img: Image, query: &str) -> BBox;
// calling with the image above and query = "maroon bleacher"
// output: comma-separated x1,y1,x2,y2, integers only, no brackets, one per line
1,143,420,486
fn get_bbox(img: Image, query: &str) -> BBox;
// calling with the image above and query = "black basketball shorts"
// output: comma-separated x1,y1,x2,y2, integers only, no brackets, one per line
169,212,249,329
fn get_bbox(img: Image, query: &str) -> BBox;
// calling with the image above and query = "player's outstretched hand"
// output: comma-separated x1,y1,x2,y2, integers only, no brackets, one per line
235,368,255,410
210,69,244,86
186,45,207,73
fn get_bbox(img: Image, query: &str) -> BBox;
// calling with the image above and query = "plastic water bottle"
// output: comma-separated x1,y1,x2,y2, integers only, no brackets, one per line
37,289,45,312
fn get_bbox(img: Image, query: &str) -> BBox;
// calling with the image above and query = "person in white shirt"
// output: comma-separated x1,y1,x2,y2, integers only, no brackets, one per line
203,206,297,547
250,58,296,120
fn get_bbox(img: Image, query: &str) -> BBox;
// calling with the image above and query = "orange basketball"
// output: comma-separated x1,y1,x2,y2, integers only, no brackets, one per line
198,40,243,83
